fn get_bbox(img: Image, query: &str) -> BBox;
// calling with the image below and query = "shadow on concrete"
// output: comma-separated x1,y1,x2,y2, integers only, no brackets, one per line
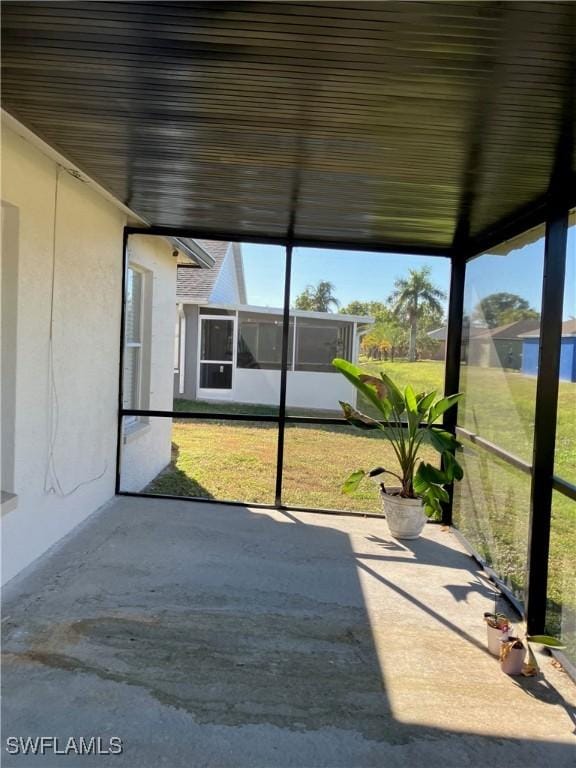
2,499,574,767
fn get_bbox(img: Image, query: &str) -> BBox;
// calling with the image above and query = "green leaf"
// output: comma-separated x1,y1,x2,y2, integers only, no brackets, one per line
379,373,405,415
332,358,391,419
442,451,464,481
342,469,366,495
429,485,450,503
416,462,447,486
412,469,428,496
405,384,418,415
424,428,460,454
417,391,437,414
429,393,462,424
526,635,566,649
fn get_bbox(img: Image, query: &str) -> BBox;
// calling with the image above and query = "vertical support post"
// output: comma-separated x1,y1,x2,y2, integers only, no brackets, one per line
275,244,293,507
115,228,129,494
441,254,466,525
526,208,568,634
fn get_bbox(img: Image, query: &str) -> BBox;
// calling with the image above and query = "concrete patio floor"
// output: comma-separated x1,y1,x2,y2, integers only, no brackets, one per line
2,497,575,767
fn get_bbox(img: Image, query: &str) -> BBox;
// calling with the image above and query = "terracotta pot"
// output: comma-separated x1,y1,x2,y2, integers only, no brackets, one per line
486,623,510,656
381,489,427,539
500,639,526,675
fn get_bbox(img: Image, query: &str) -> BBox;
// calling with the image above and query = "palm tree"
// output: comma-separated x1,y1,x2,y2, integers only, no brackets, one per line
389,267,445,362
294,280,340,312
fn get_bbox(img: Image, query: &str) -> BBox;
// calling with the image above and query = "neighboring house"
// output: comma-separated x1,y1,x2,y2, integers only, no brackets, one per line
431,319,540,369
0,116,208,584
426,326,447,361
428,324,486,365
174,242,374,411
467,318,541,370
520,319,576,381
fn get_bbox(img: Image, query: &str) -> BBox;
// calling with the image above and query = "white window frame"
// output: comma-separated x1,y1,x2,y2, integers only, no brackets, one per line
174,303,186,395
124,264,146,427
197,312,237,398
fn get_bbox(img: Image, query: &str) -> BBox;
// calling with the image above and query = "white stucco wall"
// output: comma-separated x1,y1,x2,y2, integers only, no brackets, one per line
1,124,125,584
120,236,176,491
212,369,356,411
1,125,178,584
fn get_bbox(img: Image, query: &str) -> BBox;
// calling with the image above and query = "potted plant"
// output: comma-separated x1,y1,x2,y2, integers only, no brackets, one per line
483,612,511,656
499,633,566,676
332,358,464,539
499,636,526,675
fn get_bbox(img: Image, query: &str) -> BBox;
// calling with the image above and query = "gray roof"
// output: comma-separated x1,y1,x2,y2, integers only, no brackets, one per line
519,319,576,338
428,325,486,341
429,318,542,342
172,238,215,269
477,318,541,340
176,240,232,303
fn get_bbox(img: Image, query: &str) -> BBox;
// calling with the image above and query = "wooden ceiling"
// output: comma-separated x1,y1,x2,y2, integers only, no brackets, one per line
2,2,574,252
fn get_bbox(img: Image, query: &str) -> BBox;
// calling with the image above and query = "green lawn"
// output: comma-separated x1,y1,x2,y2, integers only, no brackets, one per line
149,358,575,653
359,357,575,483
147,419,438,514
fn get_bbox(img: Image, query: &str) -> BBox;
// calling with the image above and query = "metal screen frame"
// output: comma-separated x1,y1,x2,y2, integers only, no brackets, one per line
117,198,573,635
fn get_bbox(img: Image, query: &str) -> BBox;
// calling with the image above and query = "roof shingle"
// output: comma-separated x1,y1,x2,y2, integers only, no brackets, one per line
176,240,231,303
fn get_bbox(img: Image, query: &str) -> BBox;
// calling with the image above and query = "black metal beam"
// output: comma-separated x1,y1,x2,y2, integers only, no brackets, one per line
526,208,569,635
464,179,576,261
114,227,129,494
274,244,293,506
124,226,450,258
552,476,576,502
122,408,431,430
122,409,279,423
455,427,532,476
116,490,443,522
441,255,466,525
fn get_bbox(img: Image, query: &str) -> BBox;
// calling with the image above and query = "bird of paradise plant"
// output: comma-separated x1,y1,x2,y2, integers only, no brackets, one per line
332,358,464,518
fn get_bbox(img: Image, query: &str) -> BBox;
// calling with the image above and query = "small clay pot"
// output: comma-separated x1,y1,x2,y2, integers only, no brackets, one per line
486,622,510,656
500,639,526,675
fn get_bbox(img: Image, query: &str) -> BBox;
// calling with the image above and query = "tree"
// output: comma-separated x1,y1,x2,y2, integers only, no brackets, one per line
340,300,391,323
360,319,405,361
294,280,340,312
389,266,446,362
472,292,539,328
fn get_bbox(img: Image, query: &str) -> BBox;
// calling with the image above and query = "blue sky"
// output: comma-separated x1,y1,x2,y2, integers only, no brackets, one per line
241,227,575,320
242,244,452,312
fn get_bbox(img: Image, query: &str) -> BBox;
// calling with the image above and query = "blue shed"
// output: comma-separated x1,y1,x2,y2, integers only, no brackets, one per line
520,320,576,382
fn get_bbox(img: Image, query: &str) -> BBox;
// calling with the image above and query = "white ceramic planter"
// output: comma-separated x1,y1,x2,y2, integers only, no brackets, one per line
486,623,510,656
381,489,427,539
500,641,526,675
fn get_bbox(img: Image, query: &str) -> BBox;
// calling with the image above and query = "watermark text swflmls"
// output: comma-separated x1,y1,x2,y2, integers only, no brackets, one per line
6,736,123,756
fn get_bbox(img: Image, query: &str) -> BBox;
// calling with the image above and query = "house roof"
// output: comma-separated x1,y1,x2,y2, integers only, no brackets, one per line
428,325,485,342
475,318,541,340
171,238,215,269
519,319,576,339
428,318,541,342
205,303,374,325
176,240,234,303
2,2,574,252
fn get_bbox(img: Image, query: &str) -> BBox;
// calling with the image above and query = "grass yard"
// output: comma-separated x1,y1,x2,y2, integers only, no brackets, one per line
147,419,439,514
359,358,575,482
152,357,575,653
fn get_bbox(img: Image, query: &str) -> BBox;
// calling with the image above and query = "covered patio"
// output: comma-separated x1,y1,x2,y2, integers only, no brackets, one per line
1,2,575,764
3,496,575,766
